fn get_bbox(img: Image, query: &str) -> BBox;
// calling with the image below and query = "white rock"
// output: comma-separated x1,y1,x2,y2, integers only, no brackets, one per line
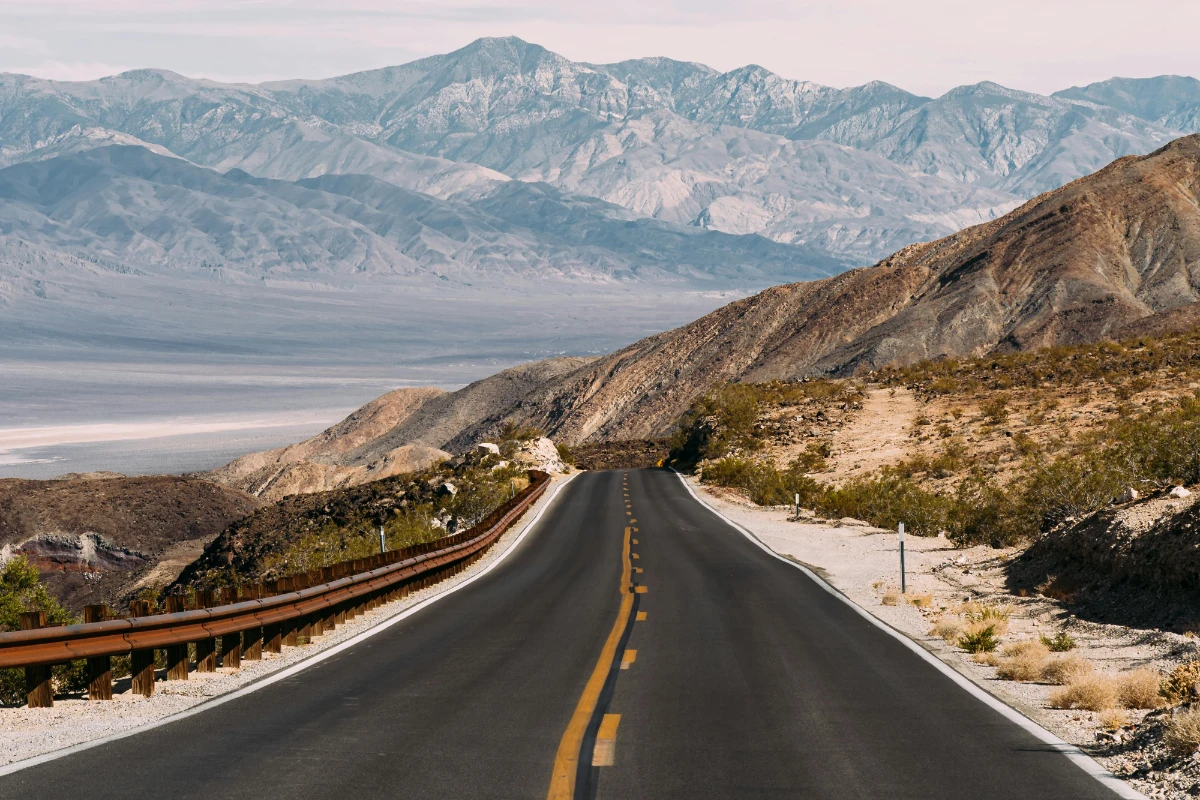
512,437,567,474
1170,486,1192,498
1119,487,1140,503
477,442,501,456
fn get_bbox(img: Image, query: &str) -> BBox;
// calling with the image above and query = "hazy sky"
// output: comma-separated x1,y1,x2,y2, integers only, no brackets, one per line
2,0,1198,96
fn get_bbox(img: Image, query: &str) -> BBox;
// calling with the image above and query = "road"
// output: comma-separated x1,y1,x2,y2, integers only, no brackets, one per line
0,469,1124,799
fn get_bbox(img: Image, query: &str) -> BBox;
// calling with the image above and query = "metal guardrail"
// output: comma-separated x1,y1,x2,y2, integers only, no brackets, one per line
1,470,550,707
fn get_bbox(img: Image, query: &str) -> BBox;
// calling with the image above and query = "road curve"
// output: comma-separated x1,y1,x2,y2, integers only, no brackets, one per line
0,469,1125,799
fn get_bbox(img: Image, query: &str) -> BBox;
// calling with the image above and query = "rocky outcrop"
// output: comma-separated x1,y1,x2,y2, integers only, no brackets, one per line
1010,489,1200,631
0,474,260,611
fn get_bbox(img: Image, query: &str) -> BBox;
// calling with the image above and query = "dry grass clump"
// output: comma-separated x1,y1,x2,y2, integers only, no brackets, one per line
1161,660,1200,705
995,640,1051,682
1117,669,1167,709
1098,708,1130,731
960,602,1011,636
930,618,963,643
1164,709,1200,756
1042,654,1095,685
881,588,901,606
1049,674,1119,711
905,592,933,608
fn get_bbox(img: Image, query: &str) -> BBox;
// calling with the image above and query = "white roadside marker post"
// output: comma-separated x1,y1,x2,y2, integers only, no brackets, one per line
899,522,906,595
379,525,386,555
794,493,800,521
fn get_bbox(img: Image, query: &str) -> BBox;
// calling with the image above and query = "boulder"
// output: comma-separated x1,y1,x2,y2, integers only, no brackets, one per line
1118,487,1140,503
513,437,567,474
436,482,458,497
1171,486,1192,498
477,442,501,457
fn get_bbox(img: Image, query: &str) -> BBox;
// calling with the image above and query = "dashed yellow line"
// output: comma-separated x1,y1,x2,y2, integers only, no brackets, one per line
620,649,637,669
546,523,635,799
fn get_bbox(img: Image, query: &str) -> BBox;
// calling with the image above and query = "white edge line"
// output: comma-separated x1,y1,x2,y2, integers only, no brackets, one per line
672,469,1147,800
0,473,579,778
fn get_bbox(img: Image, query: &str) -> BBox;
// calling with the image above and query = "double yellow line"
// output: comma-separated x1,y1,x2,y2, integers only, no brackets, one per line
545,517,635,798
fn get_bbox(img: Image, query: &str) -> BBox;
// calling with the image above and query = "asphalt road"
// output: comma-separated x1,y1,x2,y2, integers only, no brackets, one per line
0,469,1124,799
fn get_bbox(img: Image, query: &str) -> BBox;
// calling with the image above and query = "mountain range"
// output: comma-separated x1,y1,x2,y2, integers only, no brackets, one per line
2,37,1198,270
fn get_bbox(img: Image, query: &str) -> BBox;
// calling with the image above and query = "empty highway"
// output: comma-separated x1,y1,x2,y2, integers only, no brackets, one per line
0,469,1125,799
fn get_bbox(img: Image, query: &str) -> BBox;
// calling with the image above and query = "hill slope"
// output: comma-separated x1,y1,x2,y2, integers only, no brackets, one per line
269,133,1199,454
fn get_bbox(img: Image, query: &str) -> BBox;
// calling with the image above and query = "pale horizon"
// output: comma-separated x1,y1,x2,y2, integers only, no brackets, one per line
2,0,1199,97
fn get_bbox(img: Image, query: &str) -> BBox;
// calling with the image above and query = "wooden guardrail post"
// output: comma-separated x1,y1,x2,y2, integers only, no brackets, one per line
128,599,155,697
278,578,299,647
195,590,217,672
243,584,263,661
262,580,282,654
19,611,53,708
219,587,241,669
164,595,189,680
83,605,113,700
320,568,337,632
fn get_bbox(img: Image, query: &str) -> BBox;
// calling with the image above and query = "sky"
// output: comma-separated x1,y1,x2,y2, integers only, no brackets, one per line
1,0,1198,97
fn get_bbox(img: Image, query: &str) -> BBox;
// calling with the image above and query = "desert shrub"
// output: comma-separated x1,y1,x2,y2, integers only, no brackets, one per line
962,602,1011,628
958,624,1000,654
930,618,963,642
881,588,901,606
0,557,82,706
905,592,933,608
793,441,830,472
1040,631,1077,652
1098,708,1130,731
946,468,1023,547
555,442,574,466
1117,669,1166,709
670,384,764,462
981,394,1011,424
1042,655,1095,685
1164,709,1200,755
1160,660,1200,704
1049,674,1119,711
818,470,949,536
995,640,1051,682
700,457,823,507
499,422,545,442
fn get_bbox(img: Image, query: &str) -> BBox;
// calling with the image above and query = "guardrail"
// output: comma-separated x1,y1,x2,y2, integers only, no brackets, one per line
1,470,550,708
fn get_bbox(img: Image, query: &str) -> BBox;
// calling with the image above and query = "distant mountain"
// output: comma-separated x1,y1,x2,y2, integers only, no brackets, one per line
259,134,1200,454
0,145,841,288
4,37,1191,267
1055,76,1200,134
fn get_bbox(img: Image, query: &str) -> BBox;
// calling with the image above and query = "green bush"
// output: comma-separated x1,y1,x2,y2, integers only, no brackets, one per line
958,624,1000,653
0,557,83,706
700,457,822,507
1041,632,1077,652
819,471,949,537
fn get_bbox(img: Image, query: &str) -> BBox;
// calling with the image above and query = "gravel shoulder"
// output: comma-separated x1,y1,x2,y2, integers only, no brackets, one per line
693,479,1200,800
0,473,575,769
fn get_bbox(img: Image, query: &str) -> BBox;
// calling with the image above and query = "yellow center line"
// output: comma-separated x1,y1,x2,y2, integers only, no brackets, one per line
546,523,635,799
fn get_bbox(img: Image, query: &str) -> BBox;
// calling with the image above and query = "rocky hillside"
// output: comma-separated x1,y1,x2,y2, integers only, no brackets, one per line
0,474,260,611
206,358,591,498
490,133,1200,442
207,387,450,501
